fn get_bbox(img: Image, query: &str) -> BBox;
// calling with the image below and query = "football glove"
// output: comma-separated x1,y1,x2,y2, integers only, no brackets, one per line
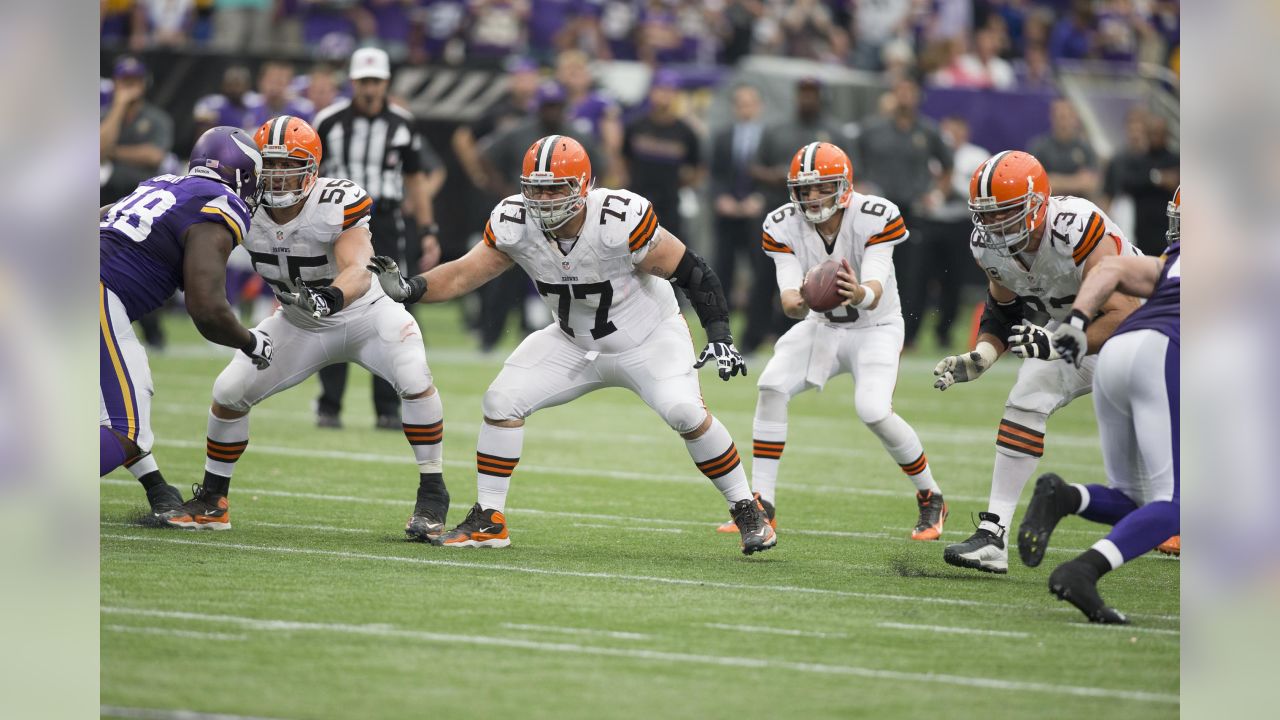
933,342,998,391
240,329,273,370
694,341,747,381
1050,310,1091,368
279,282,343,319
1008,322,1060,361
366,255,427,303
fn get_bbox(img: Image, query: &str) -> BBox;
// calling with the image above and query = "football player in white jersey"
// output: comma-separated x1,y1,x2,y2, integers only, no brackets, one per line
715,142,948,540
368,134,777,555
172,116,452,539
933,150,1142,574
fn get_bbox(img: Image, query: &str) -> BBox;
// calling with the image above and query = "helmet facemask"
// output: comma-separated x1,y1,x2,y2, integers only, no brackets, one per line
788,174,849,224
521,171,587,232
259,153,317,209
970,180,1044,257
1166,198,1180,245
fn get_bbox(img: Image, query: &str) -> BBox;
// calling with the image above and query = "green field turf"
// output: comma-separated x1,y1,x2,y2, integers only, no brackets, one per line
101,304,1178,720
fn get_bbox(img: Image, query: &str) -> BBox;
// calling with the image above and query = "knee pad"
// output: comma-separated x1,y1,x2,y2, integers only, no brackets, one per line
664,401,708,435
481,387,525,423
756,389,790,424
855,395,892,427
211,362,255,414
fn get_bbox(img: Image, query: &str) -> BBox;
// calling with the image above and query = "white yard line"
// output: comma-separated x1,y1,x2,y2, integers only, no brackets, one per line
574,523,685,534
98,532,1180,623
101,606,1174,704
102,624,248,641
876,622,1031,639
101,519,372,535
703,622,849,639
1070,624,1181,637
500,622,651,640
101,705,288,720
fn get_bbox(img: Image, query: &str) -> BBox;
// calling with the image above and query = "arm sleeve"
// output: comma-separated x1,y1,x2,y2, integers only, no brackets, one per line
859,243,895,286
773,252,804,292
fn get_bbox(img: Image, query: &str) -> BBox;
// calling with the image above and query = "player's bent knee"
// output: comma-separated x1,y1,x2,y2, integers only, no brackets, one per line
211,367,255,414
666,404,708,436
481,388,527,423
401,384,435,401
211,402,248,420
756,389,790,423
855,397,892,427
483,417,524,428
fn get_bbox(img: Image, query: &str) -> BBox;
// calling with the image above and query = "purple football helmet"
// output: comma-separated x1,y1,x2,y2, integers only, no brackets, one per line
187,126,263,207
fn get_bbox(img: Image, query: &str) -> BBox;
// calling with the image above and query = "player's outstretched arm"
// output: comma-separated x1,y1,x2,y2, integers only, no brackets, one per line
368,241,514,304
1077,237,1144,353
642,228,746,381
1052,251,1162,365
933,279,1014,391
182,223,271,368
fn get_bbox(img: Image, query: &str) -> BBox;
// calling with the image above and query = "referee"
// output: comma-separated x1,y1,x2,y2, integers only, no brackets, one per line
312,47,446,429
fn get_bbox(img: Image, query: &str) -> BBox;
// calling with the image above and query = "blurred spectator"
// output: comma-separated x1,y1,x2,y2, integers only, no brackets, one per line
850,0,913,71
753,77,850,213
718,0,764,66
1027,98,1100,199
1015,44,1056,89
709,84,771,352
211,0,272,53
247,61,316,126
526,0,590,61
100,56,173,206
466,0,530,60
923,0,975,46
1104,109,1179,255
102,0,145,48
313,47,447,428
299,64,343,111
302,0,362,56
454,57,540,197
779,0,848,63
984,0,1032,56
557,49,623,183
621,70,702,240
596,0,642,61
853,78,953,349
192,65,258,137
930,28,1016,89
409,0,467,63
1049,0,1095,62
364,0,417,60
139,0,198,49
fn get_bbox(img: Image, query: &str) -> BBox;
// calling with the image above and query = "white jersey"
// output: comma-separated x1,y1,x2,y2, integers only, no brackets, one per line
970,195,1141,325
242,176,380,330
761,192,908,328
484,187,679,353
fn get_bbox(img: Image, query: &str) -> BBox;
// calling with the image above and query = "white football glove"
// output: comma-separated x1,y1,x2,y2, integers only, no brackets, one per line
366,255,427,303
933,342,998,391
694,341,748,381
1050,310,1090,368
1008,322,1060,360
240,329,273,370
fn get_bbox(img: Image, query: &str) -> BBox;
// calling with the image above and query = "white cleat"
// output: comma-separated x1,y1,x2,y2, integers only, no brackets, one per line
943,512,1008,574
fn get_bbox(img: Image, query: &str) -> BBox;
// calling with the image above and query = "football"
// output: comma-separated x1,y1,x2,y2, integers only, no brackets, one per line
801,259,845,312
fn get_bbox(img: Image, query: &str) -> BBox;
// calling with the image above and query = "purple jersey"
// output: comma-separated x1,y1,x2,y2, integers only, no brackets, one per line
100,174,252,320
193,92,264,131
1115,241,1180,344
567,92,615,141
245,97,317,128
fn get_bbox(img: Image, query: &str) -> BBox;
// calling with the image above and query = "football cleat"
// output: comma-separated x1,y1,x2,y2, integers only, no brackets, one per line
1156,535,1180,556
1018,473,1074,567
433,503,510,548
716,492,776,533
170,483,230,530
1048,559,1128,624
730,497,777,556
943,512,1007,573
911,490,948,541
143,484,193,528
315,412,342,429
405,512,446,542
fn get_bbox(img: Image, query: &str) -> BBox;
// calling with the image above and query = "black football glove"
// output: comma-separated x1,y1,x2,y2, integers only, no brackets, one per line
694,341,747,381
240,329,273,370
1050,310,1091,368
279,282,343,319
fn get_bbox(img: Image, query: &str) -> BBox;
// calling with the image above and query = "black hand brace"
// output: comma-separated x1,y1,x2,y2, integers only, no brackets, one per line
978,290,1019,342
671,249,731,344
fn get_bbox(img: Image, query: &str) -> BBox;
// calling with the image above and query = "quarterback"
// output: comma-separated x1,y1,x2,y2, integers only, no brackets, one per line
99,127,272,520
172,116,450,538
719,142,947,540
934,150,1142,574
369,134,776,555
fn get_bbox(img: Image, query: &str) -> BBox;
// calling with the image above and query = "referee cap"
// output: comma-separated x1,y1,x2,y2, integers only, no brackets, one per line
350,47,391,80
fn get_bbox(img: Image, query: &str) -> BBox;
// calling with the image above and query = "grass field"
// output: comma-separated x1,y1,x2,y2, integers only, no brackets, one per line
101,304,1179,720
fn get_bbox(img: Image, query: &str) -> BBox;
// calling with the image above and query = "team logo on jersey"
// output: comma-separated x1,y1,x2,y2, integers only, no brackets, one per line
276,230,284,241
562,261,571,269
985,267,1001,280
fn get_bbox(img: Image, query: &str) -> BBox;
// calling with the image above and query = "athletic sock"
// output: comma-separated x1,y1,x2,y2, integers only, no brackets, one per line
750,419,787,506
1076,547,1114,578
867,413,940,493
402,392,448,516
124,453,168,493
1078,484,1140,525
987,413,1048,528
204,411,249,496
475,423,523,512
686,416,751,506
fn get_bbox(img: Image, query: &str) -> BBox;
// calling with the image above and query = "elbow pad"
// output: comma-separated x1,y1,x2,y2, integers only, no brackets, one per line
978,291,1020,341
671,249,731,343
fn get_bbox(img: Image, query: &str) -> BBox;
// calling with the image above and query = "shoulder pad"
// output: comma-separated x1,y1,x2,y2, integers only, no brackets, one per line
596,188,656,253
200,191,251,246
855,195,907,247
1046,197,1108,265
762,203,798,255
313,177,371,231
484,195,530,250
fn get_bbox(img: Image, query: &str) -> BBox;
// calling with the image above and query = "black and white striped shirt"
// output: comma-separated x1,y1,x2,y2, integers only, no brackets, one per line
312,99,439,204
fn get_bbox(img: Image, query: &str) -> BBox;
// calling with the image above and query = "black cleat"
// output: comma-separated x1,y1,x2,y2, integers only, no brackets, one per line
144,483,189,528
1018,473,1076,567
433,503,510,548
168,483,231,530
1048,560,1129,624
731,497,777,556
316,412,342,429
375,414,401,431
943,512,1008,573
405,512,446,542
716,492,776,533
911,490,948,541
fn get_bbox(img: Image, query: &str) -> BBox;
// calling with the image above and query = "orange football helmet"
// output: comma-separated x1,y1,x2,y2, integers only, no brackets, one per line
521,134,593,232
1167,185,1180,245
968,150,1050,256
787,142,854,224
253,115,322,208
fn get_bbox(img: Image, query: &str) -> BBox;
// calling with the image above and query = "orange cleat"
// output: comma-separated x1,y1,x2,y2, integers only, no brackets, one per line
911,490,948,541
1156,535,1180,556
433,503,510,548
716,492,776,533
170,484,230,530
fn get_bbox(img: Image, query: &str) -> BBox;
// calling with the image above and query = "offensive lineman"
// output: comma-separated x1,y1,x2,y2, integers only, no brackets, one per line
717,142,948,540
1015,187,1181,623
172,116,450,538
934,150,1142,574
368,134,776,554
100,126,273,519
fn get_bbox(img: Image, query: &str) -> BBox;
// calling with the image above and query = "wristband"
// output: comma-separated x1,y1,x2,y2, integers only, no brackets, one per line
1066,308,1090,331
421,223,440,237
314,285,345,316
854,285,877,310
704,319,732,346
405,275,428,304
